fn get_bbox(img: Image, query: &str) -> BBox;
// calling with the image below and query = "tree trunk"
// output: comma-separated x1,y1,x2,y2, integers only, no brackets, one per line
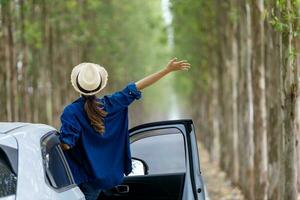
2,2,13,122
237,1,255,198
8,3,18,122
265,1,282,199
251,0,268,199
19,0,31,122
296,1,300,192
281,1,298,199
244,3,255,199
216,0,230,175
229,0,239,184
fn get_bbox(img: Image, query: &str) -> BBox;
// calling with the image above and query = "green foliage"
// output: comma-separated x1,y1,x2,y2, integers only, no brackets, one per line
288,47,297,66
0,0,173,124
229,7,239,24
24,21,42,49
171,0,217,100
269,0,300,38
0,0,9,6
270,13,289,32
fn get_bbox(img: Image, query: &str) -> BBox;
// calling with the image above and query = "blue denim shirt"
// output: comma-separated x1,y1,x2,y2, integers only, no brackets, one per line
59,82,142,189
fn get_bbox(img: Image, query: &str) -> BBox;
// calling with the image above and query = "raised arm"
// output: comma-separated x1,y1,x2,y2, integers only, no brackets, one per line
135,58,191,91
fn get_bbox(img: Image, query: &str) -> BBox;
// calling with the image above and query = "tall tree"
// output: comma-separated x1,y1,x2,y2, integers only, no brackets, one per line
281,0,298,199
251,0,268,199
265,1,282,199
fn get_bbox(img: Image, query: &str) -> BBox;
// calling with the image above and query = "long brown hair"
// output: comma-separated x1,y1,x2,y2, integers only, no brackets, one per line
82,95,107,134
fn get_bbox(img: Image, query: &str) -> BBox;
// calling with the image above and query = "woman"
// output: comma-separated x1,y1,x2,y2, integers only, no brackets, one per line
59,58,191,200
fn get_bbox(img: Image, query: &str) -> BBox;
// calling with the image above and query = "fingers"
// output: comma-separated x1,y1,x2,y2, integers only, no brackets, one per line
169,57,191,71
170,58,190,64
180,65,191,71
177,60,188,64
177,59,191,71
176,60,191,66
180,62,191,66
178,62,191,68
170,57,177,63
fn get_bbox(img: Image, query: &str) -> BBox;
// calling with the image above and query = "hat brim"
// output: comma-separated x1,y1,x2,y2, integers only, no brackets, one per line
71,63,108,96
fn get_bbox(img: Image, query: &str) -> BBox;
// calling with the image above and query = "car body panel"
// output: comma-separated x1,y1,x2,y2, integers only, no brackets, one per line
0,135,18,149
0,123,29,134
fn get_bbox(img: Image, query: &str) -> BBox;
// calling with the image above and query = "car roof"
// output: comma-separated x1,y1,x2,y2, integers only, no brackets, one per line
0,122,56,138
0,122,30,134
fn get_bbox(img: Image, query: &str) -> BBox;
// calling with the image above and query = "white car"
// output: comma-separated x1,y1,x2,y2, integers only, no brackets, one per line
0,122,85,200
0,119,207,200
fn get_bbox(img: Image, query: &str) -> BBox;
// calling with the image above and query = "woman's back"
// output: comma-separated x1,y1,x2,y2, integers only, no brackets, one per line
60,83,142,189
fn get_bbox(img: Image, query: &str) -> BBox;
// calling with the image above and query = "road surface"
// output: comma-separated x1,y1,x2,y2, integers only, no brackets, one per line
197,142,245,200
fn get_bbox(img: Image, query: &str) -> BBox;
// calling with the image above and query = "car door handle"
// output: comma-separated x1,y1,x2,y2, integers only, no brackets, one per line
115,185,130,194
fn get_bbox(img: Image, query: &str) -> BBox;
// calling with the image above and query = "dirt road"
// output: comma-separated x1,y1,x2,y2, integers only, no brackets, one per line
197,142,245,200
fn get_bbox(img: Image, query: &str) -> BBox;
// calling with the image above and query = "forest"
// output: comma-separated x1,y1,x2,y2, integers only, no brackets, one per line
1,0,300,199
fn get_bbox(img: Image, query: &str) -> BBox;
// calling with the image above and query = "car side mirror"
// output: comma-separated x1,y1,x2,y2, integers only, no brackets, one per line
129,157,149,176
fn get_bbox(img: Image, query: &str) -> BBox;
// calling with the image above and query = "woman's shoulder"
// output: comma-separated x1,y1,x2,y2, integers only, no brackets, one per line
62,97,83,114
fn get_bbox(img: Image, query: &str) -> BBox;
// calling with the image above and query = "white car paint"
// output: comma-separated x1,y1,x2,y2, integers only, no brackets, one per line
0,123,85,200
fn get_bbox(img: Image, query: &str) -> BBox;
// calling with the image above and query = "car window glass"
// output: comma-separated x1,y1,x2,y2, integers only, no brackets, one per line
42,133,73,190
131,129,185,175
0,149,17,197
46,145,72,188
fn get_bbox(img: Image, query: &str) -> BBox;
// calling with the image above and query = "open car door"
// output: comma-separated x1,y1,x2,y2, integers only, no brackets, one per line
100,119,207,200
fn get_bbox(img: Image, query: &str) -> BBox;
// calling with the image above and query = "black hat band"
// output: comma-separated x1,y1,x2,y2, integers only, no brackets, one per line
76,72,102,94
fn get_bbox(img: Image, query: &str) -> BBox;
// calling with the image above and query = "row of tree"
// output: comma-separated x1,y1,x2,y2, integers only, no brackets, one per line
172,0,300,199
0,0,171,128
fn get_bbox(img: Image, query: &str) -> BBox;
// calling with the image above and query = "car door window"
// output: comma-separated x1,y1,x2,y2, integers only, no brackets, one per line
42,132,74,190
130,128,186,175
47,145,72,188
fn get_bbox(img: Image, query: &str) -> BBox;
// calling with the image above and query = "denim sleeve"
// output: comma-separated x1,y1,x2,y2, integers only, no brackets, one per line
103,82,142,113
59,107,81,148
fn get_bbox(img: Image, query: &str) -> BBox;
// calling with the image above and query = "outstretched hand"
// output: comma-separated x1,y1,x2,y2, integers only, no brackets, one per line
165,57,191,72
135,57,191,91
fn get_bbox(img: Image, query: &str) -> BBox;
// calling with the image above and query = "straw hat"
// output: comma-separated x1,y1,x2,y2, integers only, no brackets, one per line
71,63,108,96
